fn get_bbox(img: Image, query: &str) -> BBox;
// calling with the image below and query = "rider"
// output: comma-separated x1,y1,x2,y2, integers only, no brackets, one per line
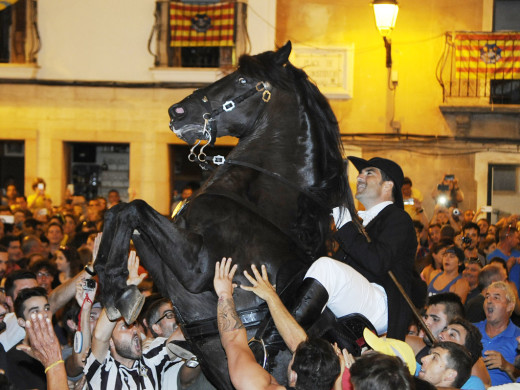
278,156,425,340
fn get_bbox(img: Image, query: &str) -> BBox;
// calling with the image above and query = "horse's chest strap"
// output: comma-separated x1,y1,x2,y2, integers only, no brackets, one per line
182,307,268,340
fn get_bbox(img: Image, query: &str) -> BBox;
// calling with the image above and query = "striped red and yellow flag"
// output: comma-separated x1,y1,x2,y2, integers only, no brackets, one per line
170,2,235,47
455,32,520,79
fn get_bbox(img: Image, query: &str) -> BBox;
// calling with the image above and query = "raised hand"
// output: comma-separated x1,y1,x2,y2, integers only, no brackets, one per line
126,250,147,286
213,257,237,299
241,264,277,302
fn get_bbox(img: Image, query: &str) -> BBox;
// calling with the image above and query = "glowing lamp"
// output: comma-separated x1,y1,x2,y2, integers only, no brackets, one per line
372,0,399,38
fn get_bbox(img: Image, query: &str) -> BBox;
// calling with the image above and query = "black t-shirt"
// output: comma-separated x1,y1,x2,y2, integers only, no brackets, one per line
6,341,46,390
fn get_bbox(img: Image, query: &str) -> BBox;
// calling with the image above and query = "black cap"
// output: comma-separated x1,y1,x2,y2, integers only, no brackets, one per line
347,156,405,209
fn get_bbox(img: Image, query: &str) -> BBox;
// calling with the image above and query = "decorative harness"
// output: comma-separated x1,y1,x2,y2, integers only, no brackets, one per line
181,81,271,165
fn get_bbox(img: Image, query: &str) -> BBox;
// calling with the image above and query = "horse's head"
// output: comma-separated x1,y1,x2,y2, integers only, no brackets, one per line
168,42,293,145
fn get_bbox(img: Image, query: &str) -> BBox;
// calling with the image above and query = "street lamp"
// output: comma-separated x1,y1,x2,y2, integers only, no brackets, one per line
371,0,399,68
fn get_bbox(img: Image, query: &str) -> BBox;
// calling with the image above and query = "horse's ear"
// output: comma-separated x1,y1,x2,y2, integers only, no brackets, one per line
274,41,292,65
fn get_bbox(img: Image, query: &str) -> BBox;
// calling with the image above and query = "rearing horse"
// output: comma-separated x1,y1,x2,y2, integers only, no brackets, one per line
94,41,361,389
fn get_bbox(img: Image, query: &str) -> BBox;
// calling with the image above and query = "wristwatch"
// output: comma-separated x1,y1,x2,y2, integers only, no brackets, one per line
84,264,96,276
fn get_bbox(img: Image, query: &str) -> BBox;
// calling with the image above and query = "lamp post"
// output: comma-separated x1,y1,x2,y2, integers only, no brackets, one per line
371,0,399,68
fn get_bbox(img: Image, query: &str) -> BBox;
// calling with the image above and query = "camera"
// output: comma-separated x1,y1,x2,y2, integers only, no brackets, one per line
403,198,414,206
444,174,454,181
461,236,472,245
37,183,44,190
83,279,96,291
437,184,449,191
452,208,461,216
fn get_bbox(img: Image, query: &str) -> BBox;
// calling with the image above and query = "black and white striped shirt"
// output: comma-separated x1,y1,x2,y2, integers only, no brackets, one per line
83,338,180,390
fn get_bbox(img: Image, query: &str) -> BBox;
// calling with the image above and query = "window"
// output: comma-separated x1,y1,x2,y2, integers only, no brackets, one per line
491,0,520,103
150,0,248,68
488,163,520,222
494,0,520,30
0,0,39,64
492,164,517,192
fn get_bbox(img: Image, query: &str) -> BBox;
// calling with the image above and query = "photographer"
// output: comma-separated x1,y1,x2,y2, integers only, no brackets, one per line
430,205,461,234
461,223,486,265
431,174,464,208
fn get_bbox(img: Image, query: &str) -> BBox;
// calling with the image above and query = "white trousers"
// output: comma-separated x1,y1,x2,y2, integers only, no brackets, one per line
305,256,389,335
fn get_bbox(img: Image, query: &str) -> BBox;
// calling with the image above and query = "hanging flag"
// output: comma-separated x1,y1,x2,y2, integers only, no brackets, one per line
455,32,520,79
170,2,235,47
0,0,19,11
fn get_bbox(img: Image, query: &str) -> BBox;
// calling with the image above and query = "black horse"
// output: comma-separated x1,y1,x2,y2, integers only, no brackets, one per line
94,41,363,389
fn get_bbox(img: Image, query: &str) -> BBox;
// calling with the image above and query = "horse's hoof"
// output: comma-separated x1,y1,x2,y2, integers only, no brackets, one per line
106,306,122,321
115,285,145,324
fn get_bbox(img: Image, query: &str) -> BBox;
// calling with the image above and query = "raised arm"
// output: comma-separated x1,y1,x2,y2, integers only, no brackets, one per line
92,251,146,363
48,268,93,314
214,258,282,390
65,277,97,376
241,264,307,352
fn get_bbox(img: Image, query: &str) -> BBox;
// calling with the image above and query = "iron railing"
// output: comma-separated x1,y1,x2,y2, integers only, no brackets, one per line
437,31,520,103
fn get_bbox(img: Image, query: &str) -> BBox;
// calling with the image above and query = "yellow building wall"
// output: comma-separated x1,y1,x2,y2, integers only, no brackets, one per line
276,0,489,214
276,0,484,135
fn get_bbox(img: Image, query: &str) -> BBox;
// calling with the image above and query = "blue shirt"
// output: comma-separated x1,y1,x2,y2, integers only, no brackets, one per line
475,320,520,386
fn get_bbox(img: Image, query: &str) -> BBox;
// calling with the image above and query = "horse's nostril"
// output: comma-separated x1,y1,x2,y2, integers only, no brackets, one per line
169,104,186,120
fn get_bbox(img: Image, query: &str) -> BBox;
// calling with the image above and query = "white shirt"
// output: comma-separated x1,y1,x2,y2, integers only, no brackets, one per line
0,313,25,351
357,201,393,226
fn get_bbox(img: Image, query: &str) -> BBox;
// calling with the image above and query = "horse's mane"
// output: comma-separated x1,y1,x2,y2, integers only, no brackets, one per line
238,51,348,208
239,50,349,258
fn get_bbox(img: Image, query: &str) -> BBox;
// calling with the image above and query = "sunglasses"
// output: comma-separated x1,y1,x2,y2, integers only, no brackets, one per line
155,310,175,324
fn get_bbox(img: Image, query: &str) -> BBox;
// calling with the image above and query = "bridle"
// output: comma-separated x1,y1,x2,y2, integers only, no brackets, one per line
174,80,272,166
178,79,326,208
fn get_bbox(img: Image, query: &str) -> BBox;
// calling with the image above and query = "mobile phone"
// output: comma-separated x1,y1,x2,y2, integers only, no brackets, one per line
444,174,454,181
37,183,44,190
482,205,493,213
403,198,414,206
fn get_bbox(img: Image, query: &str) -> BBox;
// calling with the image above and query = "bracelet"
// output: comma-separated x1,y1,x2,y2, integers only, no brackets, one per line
45,359,64,374
84,265,96,276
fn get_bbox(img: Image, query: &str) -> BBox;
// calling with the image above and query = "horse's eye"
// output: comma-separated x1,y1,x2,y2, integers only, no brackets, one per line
238,77,247,85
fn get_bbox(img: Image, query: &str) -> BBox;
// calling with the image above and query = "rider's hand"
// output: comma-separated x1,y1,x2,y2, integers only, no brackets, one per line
214,258,237,299
241,264,277,302
332,207,352,229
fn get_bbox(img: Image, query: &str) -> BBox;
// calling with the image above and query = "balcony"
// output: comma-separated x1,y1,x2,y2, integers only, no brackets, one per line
437,31,520,140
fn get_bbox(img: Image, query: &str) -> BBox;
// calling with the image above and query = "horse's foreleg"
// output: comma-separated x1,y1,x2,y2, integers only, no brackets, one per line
95,200,212,322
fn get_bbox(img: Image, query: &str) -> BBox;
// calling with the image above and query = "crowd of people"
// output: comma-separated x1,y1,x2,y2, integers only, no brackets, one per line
0,163,518,390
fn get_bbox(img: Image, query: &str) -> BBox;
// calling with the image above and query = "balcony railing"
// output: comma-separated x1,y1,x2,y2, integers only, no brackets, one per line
437,31,520,104
148,0,248,69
